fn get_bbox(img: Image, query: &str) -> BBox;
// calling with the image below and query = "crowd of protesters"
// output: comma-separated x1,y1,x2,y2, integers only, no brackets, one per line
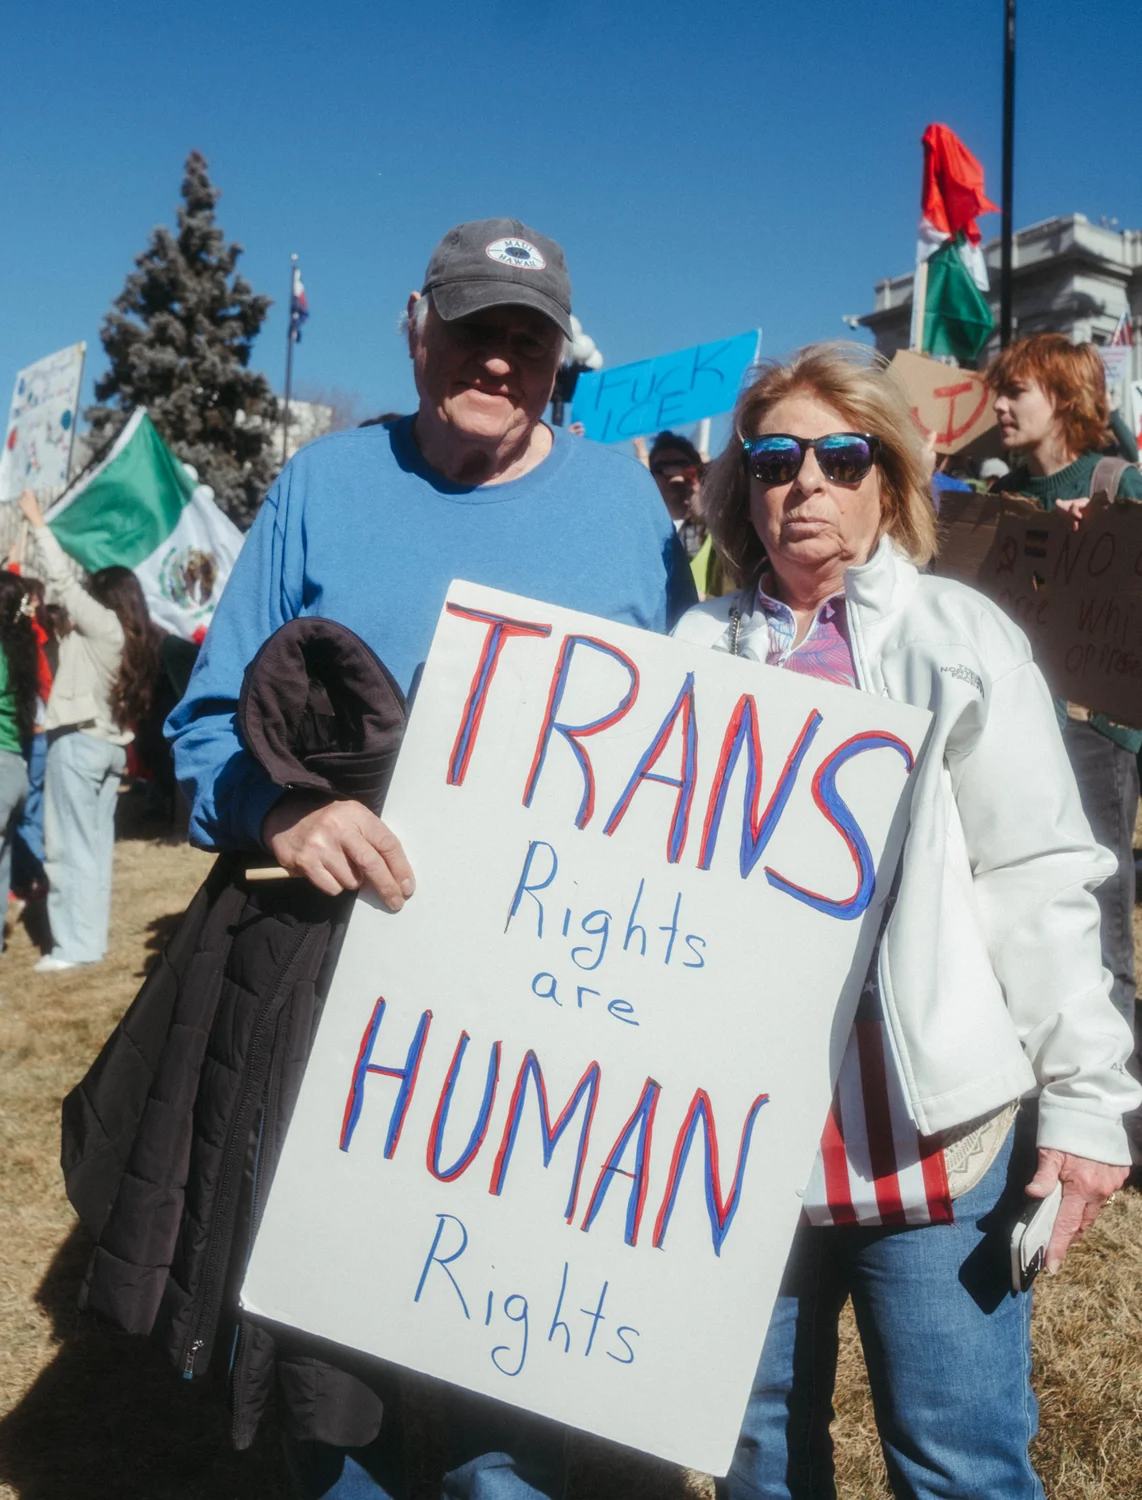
11,213,1142,1500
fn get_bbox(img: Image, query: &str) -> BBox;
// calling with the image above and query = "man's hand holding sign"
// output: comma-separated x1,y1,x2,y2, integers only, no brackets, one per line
241,582,930,1473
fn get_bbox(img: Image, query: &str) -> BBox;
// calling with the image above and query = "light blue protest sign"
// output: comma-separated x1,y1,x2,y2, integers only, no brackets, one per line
570,330,761,443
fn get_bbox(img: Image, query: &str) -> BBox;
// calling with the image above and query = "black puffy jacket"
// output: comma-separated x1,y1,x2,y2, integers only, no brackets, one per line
60,619,407,1449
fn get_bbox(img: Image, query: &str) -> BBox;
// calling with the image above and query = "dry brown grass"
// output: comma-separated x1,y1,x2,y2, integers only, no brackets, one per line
0,797,1139,1498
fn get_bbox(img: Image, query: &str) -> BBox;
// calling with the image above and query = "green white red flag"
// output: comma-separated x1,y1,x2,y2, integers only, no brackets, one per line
43,409,243,641
911,123,998,364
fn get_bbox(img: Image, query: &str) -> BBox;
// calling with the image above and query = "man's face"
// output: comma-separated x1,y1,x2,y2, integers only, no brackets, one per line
650,448,701,518
409,297,564,448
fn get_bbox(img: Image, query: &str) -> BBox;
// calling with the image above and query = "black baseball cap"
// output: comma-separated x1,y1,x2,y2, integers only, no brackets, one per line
421,217,573,338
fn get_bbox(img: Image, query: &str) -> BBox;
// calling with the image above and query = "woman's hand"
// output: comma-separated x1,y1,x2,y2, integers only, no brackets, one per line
262,794,415,910
1054,497,1089,530
1025,1148,1127,1272
18,489,45,528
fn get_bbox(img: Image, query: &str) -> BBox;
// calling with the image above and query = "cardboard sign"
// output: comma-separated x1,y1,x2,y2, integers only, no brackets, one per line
571,331,761,442
936,492,1142,723
0,343,85,501
888,349,995,455
241,583,930,1473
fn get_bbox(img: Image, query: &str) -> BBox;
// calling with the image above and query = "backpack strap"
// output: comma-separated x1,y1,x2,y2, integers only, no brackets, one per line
1089,455,1132,505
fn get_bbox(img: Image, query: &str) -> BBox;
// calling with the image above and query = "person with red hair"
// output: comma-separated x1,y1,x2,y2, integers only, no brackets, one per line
989,333,1142,1039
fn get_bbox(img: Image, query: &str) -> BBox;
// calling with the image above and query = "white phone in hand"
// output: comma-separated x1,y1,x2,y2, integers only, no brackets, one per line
1010,1183,1063,1293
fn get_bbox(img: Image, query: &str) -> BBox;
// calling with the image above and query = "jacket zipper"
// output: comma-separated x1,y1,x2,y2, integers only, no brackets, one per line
179,922,318,1380
229,1014,286,1443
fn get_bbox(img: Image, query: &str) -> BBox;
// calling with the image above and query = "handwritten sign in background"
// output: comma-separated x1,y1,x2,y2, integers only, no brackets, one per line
0,343,85,502
936,492,1142,724
570,331,760,443
242,584,930,1473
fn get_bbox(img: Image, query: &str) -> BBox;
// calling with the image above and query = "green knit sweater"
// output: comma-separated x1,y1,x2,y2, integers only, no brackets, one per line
1005,452,1142,750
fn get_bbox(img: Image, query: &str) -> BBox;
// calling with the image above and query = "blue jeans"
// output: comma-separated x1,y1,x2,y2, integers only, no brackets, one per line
12,730,46,889
43,731,126,963
287,1389,566,1499
718,1126,1043,1500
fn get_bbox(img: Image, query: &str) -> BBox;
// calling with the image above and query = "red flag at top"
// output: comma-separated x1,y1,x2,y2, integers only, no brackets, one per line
921,124,998,245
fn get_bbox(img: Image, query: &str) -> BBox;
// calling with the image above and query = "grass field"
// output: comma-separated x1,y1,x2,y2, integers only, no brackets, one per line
1,801,1140,1498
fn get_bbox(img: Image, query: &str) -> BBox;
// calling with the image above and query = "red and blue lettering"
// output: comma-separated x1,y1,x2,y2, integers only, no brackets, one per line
445,605,552,786
523,635,640,828
580,1078,661,1246
426,1032,502,1182
765,731,914,920
698,699,823,876
603,672,698,864
339,998,433,1156
652,1088,770,1255
489,1053,602,1222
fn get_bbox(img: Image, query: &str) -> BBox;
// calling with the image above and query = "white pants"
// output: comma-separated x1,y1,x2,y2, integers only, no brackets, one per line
44,731,126,963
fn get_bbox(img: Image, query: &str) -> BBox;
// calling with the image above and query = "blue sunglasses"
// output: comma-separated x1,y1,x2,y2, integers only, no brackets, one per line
743,432,880,486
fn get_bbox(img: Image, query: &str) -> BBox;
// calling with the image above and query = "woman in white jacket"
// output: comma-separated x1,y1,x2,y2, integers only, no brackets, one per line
19,490,158,973
672,346,1138,1500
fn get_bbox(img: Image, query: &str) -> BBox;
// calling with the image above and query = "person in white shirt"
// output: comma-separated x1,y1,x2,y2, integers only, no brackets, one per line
20,490,158,972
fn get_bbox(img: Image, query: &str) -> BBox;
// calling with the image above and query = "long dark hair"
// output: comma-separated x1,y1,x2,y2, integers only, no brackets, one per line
88,567,161,730
0,572,41,743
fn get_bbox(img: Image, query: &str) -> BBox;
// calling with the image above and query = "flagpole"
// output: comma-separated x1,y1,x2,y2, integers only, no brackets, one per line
281,253,298,466
999,0,1016,347
909,258,929,353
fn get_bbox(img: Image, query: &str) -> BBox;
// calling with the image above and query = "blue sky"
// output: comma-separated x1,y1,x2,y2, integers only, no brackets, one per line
2,0,1139,435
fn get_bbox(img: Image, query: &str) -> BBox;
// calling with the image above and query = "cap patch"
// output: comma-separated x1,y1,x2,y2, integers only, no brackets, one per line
485,237,547,271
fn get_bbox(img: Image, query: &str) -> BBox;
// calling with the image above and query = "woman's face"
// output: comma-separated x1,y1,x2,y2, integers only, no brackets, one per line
748,392,884,587
992,377,1058,452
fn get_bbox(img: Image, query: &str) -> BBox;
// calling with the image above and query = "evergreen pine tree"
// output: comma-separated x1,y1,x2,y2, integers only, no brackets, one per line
87,151,278,526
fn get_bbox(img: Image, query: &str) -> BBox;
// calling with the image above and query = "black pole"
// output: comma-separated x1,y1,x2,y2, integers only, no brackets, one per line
999,0,1016,346
281,253,297,465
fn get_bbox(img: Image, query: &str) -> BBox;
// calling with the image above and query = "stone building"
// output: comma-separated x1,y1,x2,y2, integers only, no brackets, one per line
859,214,1142,391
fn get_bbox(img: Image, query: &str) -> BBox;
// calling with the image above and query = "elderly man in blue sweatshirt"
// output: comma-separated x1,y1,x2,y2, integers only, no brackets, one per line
167,217,694,1500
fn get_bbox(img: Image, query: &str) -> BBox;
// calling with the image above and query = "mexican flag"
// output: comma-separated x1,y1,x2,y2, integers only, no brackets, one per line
44,409,243,641
911,123,998,364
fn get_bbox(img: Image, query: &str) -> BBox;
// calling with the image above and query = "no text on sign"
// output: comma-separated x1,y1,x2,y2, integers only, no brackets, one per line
242,584,929,1473
571,330,761,443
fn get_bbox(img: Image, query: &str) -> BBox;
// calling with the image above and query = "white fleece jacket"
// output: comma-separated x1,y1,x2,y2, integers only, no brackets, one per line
673,537,1140,1165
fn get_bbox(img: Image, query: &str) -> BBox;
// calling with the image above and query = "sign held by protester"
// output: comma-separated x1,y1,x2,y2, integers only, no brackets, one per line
936,491,1142,723
888,349,995,455
242,583,930,1472
571,330,761,443
0,343,85,502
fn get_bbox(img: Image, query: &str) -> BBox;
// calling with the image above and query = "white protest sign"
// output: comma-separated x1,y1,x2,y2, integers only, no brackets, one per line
242,583,931,1474
0,343,85,501
1098,345,1131,407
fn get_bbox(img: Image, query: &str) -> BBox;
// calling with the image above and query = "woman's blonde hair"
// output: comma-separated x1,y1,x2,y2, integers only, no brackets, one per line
700,342,939,588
